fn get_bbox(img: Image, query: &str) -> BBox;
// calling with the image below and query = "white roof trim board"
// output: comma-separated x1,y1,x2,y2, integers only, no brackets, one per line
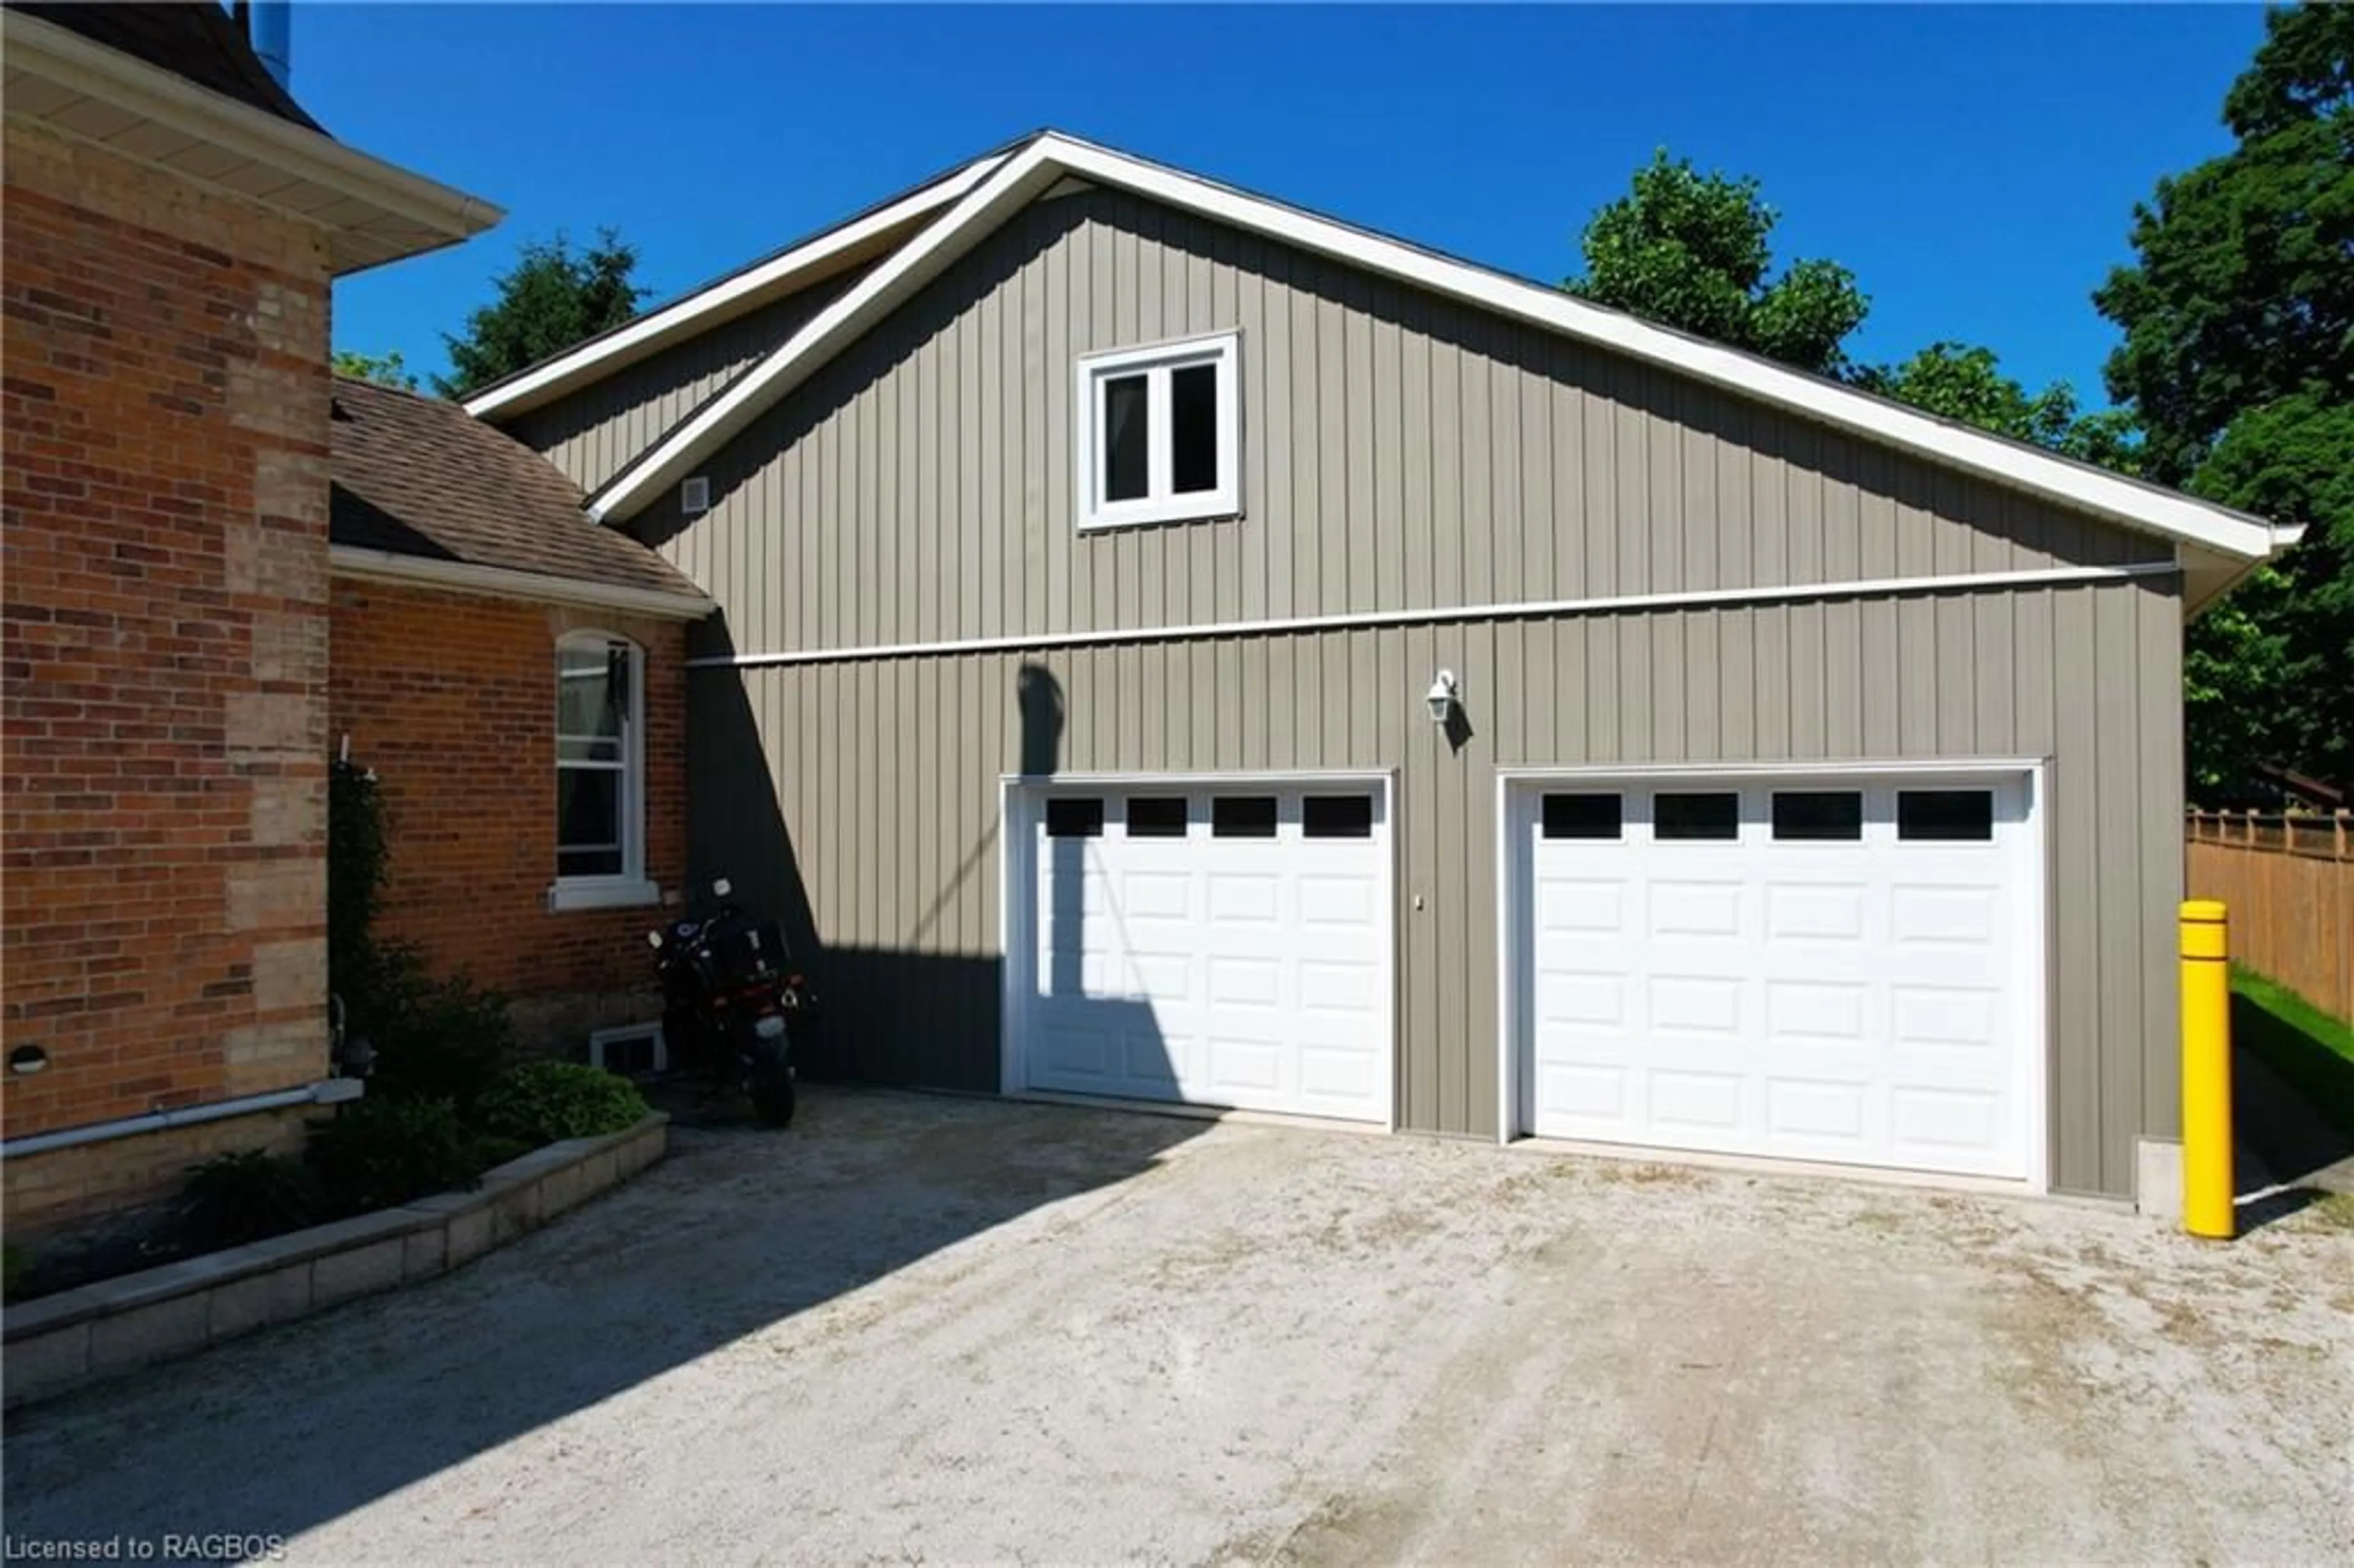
462,153,1009,421
585,133,2293,565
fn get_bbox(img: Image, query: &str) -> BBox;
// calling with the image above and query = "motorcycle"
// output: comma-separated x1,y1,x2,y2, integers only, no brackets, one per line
647,878,815,1127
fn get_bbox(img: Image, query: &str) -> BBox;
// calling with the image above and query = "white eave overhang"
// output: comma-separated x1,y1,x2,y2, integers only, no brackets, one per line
584,132,2290,584
2,9,501,275
460,151,1011,422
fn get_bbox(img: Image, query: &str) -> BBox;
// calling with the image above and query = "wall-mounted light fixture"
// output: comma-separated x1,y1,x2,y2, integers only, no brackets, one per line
9,1045,49,1076
1425,669,1460,725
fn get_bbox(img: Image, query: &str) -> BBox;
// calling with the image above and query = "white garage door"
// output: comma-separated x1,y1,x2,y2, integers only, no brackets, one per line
1512,774,2040,1181
1012,781,1392,1124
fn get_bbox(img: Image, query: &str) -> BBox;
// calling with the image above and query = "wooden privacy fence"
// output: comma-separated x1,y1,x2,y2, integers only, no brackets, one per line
2184,811,2353,1021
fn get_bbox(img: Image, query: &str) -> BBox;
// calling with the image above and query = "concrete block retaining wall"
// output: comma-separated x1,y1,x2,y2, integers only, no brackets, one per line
2,1113,667,1409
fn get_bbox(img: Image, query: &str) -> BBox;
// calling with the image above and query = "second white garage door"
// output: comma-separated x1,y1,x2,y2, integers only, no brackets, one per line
1509,772,2043,1182
1010,780,1393,1125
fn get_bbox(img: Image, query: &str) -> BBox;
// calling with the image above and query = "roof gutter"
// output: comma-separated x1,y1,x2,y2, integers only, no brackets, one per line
2,10,501,273
330,544,713,620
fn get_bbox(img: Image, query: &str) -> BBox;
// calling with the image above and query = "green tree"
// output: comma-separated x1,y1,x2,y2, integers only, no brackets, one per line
2094,4,2354,794
1566,150,1869,377
435,229,645,398
1856,341,2143,471
2178,396,2354,794
332,348,419,390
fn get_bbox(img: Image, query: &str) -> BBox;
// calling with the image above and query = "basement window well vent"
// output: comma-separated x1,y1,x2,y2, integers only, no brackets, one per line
679,476,711,516
588,1022,668,1079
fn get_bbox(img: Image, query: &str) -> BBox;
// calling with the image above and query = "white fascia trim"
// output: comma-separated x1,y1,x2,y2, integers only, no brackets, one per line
687,559,2177,671
1043,140,2276,561
1000,767,1400,786
588,143,1072,525
463,154,1008,421
587,131,2281,563
330,544,712,620
2,11,501,259
1493,758,2054,783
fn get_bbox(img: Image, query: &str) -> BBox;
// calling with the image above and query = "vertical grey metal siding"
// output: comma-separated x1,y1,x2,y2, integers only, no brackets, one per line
691,573,2182,1197
505,267,870,494
657,189,2167,660
671,186,2186,1198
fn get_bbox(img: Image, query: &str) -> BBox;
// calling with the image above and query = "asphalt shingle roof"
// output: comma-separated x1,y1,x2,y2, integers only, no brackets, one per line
329,378,703,602
8,2,322,131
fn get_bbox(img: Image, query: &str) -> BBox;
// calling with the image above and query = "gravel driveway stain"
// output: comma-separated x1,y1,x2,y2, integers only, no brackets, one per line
4,1087,2347,1564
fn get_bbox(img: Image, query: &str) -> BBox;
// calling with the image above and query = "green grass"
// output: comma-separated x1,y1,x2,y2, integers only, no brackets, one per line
2231,966,2354,1138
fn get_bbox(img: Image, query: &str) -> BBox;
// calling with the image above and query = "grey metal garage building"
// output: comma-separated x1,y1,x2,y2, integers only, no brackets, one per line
470,132,2296,1202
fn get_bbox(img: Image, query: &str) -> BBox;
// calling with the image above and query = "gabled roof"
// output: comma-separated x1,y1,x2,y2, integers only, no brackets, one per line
460,140,1023,422
330,378,708,618
584,131,2296,572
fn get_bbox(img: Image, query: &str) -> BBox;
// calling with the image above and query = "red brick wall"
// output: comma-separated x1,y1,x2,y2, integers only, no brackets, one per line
327,579,686,1038
2,121,333,1166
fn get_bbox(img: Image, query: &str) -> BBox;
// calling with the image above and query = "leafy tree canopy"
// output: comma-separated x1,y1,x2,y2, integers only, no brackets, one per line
1565,150,1870,377
2093,4,2353,795
2181,393,2354,794
2093,4,2353,486
435,228,645,399
332,348,418,390
1854,342,2141,469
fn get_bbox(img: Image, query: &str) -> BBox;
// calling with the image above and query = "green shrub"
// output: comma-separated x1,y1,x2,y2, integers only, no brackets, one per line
330,755,516,1114
180,1150,322,1250
468,1133,536,1173
359,946,516,1114
2,1242,27,1303
308,1098,482,1216
474,1060,649,1147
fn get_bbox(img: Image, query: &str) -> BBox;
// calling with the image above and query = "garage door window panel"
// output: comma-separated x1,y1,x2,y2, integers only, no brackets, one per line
1899,790,1996,842
1771,791,1864,842
1303,795,1375,839
1126,796,1189,837
1213,796,1278,837
1046,797,1105,837
1542,793,1623,840
1654,792,1739,842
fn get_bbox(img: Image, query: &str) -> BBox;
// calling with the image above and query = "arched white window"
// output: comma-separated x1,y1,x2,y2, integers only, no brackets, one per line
550,631,655,910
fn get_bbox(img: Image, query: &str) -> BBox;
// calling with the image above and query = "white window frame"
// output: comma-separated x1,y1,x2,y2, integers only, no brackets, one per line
588,1021,669,1076
549,630,660,913
1073,329,1241,531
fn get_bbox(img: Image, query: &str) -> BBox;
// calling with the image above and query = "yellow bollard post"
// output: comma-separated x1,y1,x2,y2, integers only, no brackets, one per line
2179,899,2235,1239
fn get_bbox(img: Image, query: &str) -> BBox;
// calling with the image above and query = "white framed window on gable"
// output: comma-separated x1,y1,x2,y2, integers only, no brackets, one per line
550,631,658,912
1075,329,1240,531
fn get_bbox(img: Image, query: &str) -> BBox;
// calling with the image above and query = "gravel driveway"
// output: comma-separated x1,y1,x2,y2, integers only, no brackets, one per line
6,1088,2350,1564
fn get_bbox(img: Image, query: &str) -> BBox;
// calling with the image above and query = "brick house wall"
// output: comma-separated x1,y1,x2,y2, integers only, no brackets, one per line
327,578,687,1049
2,120,333,1227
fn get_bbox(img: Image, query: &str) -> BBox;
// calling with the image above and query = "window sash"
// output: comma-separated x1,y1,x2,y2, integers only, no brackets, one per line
555,639,641,887
1078,332,1240,530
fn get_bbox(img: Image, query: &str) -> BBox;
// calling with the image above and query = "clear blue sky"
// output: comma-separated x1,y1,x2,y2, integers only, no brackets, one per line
310,4,2265,404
